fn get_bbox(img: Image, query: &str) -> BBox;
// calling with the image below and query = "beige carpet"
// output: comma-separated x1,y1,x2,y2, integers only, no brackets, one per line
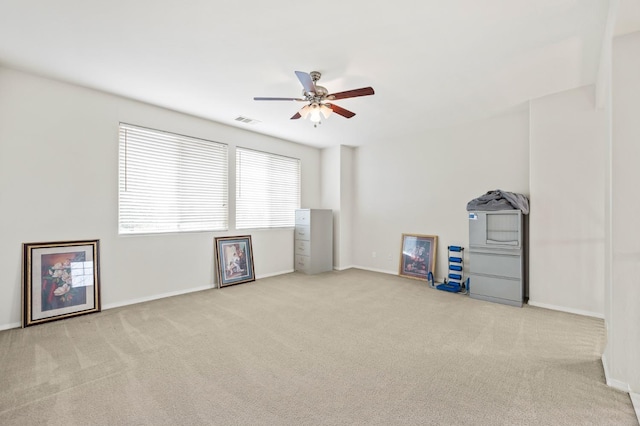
0,269,636,425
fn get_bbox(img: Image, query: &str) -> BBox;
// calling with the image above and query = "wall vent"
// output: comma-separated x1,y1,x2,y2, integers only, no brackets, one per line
234,116,260,125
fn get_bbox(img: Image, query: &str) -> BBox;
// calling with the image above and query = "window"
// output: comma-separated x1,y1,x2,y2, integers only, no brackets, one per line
236,148,301,229
119,123,228,234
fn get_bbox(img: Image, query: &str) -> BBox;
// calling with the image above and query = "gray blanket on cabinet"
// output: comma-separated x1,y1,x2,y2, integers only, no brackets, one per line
466,190,529,214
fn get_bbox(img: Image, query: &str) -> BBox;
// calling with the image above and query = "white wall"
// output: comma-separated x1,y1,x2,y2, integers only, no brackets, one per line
529,86,607,317
321,146,341,267
351,107,530,279
339,146,354,269
606,30,640,393
0,67,322,330
320,145,355,270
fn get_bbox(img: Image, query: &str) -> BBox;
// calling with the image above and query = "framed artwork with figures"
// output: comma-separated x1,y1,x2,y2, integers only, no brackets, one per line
214,235,255,287
399,234,437,281
22,239,101,327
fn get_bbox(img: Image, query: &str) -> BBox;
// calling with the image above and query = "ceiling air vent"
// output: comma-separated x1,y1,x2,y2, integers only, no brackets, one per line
234,116,260,125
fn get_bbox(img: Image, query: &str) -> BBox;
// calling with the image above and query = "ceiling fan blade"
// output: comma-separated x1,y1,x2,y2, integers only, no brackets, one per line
325,103,356,119
327,87,375,100
290,112,302,120
295,71,316,94
254,97,304,101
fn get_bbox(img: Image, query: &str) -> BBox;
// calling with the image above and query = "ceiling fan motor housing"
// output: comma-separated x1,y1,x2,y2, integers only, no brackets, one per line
310,71,321,82
302,71,327,99
302,85,328,100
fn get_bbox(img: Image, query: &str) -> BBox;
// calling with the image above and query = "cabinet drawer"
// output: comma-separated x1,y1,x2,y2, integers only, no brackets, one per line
295,239,310,256
469,252,521,279
295,225,310,241
469,274,522,302
295,254,310,272
295,210,310,225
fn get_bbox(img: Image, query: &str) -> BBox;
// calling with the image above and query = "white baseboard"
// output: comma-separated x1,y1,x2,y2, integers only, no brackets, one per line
1,270,295,329
606,375,632,392
601,353,632,392
601,353,611,386
256,269,294,279
630,393,640,423
0,322,21,331
528,300,604,319
104,270,293,310
351,265,397,275
102,284,214,310
334,265,355,271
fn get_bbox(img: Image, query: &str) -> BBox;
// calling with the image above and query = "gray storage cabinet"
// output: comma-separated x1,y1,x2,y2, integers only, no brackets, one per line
294,209,333,274
468,210,524,307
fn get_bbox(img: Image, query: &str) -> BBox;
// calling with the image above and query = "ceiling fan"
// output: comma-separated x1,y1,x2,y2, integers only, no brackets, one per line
254,71,375,124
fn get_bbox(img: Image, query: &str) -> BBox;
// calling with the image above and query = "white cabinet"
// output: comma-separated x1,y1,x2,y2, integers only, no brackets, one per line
294,209,333,274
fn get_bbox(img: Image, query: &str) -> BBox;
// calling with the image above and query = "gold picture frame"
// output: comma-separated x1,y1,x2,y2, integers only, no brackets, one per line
399,234,437,281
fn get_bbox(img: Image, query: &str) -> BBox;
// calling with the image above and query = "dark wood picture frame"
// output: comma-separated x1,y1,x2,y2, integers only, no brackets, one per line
22,239,101,327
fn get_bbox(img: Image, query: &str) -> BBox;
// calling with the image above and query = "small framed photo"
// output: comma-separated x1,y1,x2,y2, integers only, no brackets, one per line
399,234,437,281
23,239,101,327
214,236,255,287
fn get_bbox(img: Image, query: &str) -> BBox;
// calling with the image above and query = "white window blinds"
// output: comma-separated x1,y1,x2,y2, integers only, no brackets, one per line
119,123,228,234
236,148,300,229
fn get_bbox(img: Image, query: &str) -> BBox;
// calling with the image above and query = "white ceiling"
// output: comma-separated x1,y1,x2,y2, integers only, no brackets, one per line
1,0,639,148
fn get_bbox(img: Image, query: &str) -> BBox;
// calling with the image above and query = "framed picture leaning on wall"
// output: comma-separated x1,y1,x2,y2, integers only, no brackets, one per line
214,235,255,287
22,239,101,327
399,234,437,281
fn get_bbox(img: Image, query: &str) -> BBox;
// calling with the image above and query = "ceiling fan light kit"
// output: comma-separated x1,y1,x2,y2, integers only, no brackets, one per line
254,71,374,126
